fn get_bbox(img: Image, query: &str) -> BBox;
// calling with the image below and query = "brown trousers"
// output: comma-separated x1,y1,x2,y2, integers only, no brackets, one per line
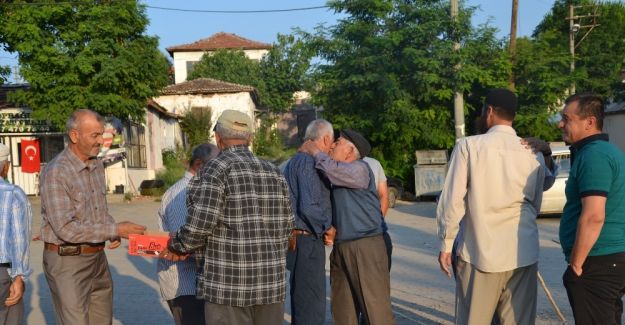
203,302,284,325
330,235,395,325
43,250,113,325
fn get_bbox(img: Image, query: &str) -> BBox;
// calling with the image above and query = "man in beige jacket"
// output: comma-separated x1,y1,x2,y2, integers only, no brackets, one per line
437,89,547,325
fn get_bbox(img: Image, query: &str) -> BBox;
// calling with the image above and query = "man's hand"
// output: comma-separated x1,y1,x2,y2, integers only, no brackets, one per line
570,264,583,276
323,226,337,246
5,276,24,306
438,251,452,278
299,140,321,157
521,137,551,156
116,221,146,239
159,247,189,262
521,137,554,170
108,238,121,249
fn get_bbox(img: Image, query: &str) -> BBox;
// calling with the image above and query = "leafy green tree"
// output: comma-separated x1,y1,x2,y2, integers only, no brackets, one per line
0,0,170,128
304,0,510,180
187,49,262,90
259,33,314,113
179,107,213,149
531,0,625,100
0,65,9,84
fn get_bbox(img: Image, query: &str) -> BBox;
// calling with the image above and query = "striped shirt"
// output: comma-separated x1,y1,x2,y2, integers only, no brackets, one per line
40,147,117,244
169,145,294,307
157,171,198,300
0,177,32,280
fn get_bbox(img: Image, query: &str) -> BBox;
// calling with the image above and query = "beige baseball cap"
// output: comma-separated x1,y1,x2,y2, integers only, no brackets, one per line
215,110,253,133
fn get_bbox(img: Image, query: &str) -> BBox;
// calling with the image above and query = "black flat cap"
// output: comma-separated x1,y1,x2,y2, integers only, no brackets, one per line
340,129,371,158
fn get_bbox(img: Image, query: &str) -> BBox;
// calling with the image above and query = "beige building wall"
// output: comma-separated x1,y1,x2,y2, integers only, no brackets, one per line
604,114,625,153
172,49,269,84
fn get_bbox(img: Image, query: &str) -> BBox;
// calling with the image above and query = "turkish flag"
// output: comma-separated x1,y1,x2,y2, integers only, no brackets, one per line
21,139,40,173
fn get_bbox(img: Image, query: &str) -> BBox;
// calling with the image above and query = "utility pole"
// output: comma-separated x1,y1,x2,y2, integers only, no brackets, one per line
566,4,600,95
451,0,465,139
508,0,518,91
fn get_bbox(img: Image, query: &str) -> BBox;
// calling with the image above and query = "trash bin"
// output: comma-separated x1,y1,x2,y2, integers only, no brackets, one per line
114,185,125,194
413,150,448,198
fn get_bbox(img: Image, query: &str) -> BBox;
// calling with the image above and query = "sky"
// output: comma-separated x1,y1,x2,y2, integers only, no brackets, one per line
0,0,557,83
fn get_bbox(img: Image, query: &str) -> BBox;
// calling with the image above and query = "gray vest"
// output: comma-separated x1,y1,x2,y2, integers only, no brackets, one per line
331,163,384,244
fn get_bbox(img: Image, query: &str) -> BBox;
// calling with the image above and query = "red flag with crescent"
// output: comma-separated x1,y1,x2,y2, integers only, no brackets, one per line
21,139,40,173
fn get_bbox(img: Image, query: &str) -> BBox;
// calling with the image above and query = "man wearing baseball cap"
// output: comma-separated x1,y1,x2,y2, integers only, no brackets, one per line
300,129,394,324
164,110,294,324
0,143,31,325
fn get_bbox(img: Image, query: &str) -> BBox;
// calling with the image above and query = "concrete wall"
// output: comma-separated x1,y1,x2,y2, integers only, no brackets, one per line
604,113,625,153
172,49,269,84
153,92,257,134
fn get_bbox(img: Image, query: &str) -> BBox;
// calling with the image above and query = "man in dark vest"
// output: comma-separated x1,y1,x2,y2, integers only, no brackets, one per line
300,129,395,325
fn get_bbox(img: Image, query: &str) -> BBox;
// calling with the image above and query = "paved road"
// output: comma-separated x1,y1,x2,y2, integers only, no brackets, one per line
23,196,574,324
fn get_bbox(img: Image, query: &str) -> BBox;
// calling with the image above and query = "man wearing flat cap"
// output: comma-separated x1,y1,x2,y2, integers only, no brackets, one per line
163,110,294,324
437,89,547,324
0,143,31,325
300,129,395,325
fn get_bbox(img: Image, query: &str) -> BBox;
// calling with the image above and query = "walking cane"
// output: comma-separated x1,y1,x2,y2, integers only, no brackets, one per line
537,271,566,322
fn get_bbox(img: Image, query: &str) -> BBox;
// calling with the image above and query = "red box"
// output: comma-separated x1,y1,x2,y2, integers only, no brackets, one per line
128,233,169,258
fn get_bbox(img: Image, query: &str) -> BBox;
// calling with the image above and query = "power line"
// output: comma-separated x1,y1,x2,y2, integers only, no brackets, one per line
145,5,330,14
0,1,330,14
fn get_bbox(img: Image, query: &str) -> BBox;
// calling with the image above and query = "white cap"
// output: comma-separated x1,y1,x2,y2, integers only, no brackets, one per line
0,143,10,162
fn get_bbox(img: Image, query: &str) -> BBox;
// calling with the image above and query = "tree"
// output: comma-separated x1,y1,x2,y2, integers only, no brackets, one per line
304,0,510,181
0,65,8,84
187,49,262,90
0,0,170,128
531,0,625,100
179,107,213,149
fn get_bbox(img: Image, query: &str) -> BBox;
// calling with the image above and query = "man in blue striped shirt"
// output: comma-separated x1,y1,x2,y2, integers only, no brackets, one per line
157,143,219,325
0,142,31,325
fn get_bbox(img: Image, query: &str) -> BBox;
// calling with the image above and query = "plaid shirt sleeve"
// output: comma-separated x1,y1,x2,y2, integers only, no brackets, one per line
170,171,224,253
6,187,31,280
40,166,117,243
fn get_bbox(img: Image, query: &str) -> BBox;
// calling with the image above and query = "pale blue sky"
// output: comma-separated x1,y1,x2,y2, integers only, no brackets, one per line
1,0,556,82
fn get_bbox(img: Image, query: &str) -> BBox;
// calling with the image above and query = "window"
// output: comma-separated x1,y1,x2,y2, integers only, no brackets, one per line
40,135,65,163
125,121,147,168
186,61,199,76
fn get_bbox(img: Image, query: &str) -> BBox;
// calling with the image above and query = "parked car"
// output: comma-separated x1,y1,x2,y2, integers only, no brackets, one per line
540,146,571,215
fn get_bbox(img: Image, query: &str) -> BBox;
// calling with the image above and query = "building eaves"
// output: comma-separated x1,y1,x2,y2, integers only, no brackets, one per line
160,78,256,95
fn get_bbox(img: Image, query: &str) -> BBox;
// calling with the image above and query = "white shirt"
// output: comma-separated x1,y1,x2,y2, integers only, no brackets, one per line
363,157,387,188
437,125,546,272
157,171,198,300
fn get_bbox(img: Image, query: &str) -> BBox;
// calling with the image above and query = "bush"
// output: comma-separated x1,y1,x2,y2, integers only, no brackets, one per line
157,146,187,190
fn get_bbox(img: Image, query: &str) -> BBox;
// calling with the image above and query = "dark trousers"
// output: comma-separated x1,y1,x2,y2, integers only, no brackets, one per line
204,302,284,325
288,235,326,325
0,266,23,325
43,250,113,325
563,253,625,325
167,295,205,325
383,231,393,271
330,235,395,325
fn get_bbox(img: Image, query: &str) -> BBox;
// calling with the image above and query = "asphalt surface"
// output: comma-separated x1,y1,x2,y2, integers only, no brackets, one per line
22,196,576,324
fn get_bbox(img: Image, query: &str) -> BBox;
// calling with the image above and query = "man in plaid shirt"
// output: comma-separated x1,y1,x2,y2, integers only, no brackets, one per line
164,110,294,324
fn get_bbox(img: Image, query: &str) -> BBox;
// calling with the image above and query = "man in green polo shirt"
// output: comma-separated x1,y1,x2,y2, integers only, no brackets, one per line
558,92,625,325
